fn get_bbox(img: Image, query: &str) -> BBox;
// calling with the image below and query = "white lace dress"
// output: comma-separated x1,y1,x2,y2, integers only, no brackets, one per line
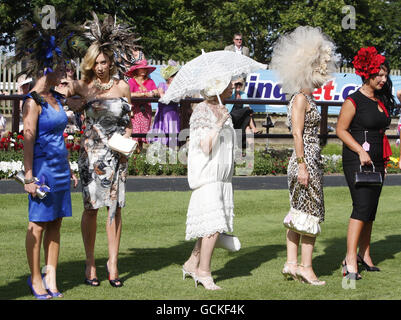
185,101,235,240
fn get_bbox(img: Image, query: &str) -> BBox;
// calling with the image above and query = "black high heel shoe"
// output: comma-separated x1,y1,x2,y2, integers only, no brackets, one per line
106,263,123,288
84,265,100,287
342,260,362,280
357,254,380,272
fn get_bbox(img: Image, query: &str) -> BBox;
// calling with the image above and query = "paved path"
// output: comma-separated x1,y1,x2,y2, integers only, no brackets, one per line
1,174,401,194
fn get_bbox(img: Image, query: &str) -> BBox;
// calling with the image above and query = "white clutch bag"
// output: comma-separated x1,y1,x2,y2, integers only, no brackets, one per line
107,133,137,157
283,208,321,237
215,233,241,252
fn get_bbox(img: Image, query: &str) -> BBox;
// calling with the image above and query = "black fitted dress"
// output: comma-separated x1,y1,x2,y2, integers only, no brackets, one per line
342,90,391,222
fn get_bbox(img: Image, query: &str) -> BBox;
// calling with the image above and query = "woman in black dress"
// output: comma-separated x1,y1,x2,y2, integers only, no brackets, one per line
337,47,395,280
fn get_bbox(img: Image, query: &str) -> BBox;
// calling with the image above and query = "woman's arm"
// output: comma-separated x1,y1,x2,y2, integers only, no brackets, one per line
199,105,230,154
291,94,309,186
145,80,159,97
122,82,133,138
336,99,371,166
23,99,40,196
57,80,87,112
158,86,165,98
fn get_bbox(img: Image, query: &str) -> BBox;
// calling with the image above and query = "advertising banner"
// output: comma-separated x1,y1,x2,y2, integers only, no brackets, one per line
149,66,401,115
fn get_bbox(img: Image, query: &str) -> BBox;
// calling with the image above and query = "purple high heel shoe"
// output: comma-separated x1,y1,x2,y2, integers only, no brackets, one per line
27,276,52,300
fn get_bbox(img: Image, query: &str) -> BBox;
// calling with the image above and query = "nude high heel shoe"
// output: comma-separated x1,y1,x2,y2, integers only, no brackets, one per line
281,261,298,281
182,266,195,280
296,264,326,286
194,274,222,290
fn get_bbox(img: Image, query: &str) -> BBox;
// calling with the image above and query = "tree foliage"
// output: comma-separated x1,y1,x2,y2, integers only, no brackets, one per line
1,0,400,68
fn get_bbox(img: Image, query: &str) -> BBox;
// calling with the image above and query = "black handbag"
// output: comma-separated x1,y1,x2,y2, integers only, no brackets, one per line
354,164,382,187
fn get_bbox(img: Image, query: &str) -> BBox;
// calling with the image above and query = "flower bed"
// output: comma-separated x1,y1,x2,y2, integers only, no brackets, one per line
0,137,346,179
6,130,399,178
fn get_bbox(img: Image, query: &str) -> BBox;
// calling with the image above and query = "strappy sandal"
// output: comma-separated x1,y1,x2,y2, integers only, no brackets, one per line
84,265,100,286
182,266,195,280
296,264,326,286
194,274,221,290
106,263,123,288
281,261,298,281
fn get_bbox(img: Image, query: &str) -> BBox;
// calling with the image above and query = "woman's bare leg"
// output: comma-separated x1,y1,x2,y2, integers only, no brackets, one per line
81,209,98,280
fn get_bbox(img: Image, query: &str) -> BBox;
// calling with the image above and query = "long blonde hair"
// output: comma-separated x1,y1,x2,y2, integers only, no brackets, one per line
80,43,117,82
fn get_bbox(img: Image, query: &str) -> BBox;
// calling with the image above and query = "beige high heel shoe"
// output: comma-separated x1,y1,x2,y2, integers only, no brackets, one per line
194,274,222,290
296,264,326,286
182,266,195,280
281,261,298,281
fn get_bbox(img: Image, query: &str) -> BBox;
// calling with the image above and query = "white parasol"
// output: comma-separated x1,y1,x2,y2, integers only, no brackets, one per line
159,50,267,105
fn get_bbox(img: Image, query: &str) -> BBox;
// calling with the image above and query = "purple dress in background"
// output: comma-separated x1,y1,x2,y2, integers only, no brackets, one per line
151,82,180,147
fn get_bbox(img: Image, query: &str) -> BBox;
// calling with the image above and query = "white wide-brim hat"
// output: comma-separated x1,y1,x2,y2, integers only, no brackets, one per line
17,76,33,88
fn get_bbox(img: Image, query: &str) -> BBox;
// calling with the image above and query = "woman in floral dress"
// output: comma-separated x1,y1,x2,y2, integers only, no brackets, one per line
62,43,132,288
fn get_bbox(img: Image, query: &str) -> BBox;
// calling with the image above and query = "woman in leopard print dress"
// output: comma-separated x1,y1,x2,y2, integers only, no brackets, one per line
271,26,338,286
287,92,325,225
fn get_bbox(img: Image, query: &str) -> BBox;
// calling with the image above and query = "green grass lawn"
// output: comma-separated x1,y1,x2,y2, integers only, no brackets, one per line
1,186,401,300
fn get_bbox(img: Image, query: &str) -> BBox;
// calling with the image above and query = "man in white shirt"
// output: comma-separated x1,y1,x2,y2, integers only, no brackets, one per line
224,33,250,57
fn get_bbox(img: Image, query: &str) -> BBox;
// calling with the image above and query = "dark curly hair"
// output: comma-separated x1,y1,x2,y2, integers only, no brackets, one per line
362,60,396,115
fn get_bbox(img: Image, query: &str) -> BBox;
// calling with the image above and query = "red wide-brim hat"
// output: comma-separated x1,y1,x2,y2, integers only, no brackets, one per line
124,59,156,78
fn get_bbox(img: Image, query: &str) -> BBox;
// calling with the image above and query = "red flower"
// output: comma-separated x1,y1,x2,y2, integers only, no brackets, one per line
17,135,24,140
66,143,73,149
353,47,385,79
73,144,80,151
80,130,84,134
63,132,68,138
1,138,5,142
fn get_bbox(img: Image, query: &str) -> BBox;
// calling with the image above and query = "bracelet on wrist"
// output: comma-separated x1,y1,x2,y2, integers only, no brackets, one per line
24,177,35,184
296,156,305,164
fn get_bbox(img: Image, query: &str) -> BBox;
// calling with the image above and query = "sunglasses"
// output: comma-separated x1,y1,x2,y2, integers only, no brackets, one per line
234,38,242,41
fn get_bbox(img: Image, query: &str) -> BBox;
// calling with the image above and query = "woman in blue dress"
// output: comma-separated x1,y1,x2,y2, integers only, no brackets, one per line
23,63,78,299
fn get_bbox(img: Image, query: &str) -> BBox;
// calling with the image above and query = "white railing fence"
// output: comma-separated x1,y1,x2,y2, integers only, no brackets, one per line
1,52,401,114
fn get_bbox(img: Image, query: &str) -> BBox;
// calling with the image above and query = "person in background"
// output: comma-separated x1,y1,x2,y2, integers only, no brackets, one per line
17,75,34,132
122,48,146,82
0,112,6,137
224,33,250,57
56,61,81,134
126,59,159,152
151,60,181,148
227,77,260,149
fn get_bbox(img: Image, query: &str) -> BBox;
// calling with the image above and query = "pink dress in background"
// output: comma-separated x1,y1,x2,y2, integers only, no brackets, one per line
128,77,157,143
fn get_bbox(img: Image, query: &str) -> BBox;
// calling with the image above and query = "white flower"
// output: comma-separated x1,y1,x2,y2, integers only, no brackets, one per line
0,161,24,178
67,135,74,140
69,161,79,172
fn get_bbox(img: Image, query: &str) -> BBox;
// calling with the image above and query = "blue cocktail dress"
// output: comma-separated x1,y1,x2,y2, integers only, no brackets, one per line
25,91,72,222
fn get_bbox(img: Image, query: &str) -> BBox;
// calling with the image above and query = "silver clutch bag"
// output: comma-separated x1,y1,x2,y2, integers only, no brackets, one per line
283,207,321,237
107,132,137,157
14,171,48,199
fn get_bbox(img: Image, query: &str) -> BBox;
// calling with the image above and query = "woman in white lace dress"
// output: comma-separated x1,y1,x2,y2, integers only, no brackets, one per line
182,80,234,290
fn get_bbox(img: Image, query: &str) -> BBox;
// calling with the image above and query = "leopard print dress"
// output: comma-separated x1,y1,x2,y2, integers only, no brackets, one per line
287,92,325,223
